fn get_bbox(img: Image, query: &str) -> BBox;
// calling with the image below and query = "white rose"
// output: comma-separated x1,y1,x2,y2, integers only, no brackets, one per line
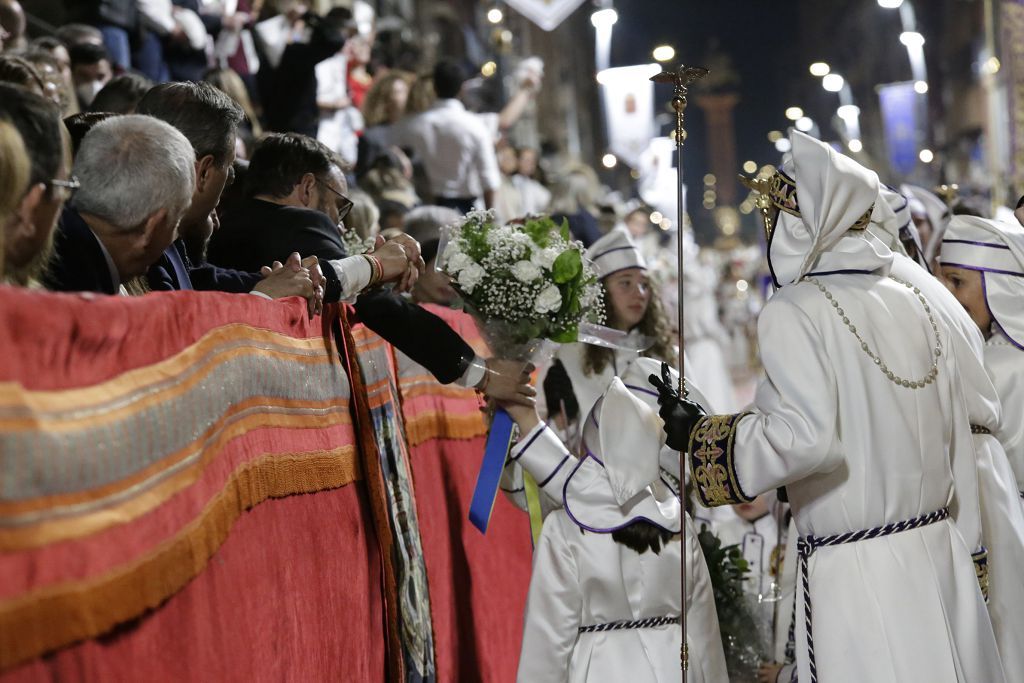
446,251,472,274
530,247,560,269
534,284,563,314
511,260,542,283
458,263,486,293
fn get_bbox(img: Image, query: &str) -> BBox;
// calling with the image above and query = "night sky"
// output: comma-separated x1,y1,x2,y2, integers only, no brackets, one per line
607,1,803,237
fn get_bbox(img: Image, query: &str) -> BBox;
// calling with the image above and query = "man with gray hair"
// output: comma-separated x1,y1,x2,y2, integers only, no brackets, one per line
45,114,318,305
45,114,195,294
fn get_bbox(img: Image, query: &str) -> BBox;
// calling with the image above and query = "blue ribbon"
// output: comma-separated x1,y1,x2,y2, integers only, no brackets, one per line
469,408,516,533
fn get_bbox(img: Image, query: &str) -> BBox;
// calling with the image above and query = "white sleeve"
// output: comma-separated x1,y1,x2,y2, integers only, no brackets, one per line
947,351,984,555
475,127,502,193
326,256,372,303
689,297,841,506
515,514,580,683
510,422,577,501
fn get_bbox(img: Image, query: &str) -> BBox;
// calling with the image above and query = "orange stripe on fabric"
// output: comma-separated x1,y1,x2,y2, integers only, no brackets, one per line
0,324,332,414
404,411,488,448
0,447,360,673
0,402,352,545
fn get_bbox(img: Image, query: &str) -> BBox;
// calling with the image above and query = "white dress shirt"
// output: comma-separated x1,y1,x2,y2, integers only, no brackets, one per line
391,99,502,200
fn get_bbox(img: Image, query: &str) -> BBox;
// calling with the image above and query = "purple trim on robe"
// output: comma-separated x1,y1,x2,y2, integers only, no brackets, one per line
510,422,547,461
942,238,1011,250
803,268,874,277
560,454,679,534
538,454,571,487
940,262,1024,278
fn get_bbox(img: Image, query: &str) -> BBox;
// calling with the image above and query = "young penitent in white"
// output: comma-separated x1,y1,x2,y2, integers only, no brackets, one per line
507,360,727,683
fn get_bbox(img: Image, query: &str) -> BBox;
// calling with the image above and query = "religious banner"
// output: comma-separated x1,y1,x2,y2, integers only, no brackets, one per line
877,81,920,177
505,0,587,32
598,64,658,168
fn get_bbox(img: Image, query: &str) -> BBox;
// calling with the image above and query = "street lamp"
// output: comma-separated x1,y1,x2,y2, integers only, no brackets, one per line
899,31,925,48
795,116,814,132
809,62,830,77
848,139,863,153
590,8,618,28
785,106,804,121
652,45,675,62
487,7,503,23
877,0,903,8
822,73,845,92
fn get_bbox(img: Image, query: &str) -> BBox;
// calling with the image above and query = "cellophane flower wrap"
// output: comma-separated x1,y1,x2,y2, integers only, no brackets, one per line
438,210,604,359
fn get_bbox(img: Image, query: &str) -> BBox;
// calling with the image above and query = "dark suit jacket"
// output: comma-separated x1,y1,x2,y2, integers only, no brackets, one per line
209,198,474,383
148,239,261,294
45,207,118,295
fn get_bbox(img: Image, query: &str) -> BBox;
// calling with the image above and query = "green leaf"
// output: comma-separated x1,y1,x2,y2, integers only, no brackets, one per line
552,249,582,284
550,325,578,343
560,217,570,242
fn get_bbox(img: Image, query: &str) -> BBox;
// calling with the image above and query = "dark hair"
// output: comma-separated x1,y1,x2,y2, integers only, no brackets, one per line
90,73,152,114
611,521,676,555
68,42,109,67
0,55,44,93
64,111,116,157
432,58,467,99
951,202,983,218
32,36,64,52
55,24,104,49
245,132,340,198
1015,194,1024,210
136,81,244,166
0,83,64,186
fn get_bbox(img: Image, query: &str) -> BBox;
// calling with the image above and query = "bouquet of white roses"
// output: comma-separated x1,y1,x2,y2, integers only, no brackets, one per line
438,210,604,354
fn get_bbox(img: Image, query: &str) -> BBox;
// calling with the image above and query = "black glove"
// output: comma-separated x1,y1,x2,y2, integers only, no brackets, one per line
543,359,578,423
649,361,706,451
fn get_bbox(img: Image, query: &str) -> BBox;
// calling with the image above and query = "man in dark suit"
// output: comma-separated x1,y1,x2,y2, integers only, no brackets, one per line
209,132,534,401
45,114,319,307
136,81,327,310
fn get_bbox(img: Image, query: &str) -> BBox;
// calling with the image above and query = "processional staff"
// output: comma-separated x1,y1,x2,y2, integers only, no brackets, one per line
650,62,708,676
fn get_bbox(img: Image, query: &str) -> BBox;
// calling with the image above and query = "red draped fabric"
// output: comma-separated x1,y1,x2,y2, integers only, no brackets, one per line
400,306,533,683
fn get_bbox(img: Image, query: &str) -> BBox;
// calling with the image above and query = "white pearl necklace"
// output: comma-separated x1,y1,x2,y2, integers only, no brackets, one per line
807,275,942,389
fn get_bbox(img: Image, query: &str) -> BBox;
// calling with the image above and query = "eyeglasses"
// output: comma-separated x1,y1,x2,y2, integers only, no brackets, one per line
317,179,353,225
46,176,81,202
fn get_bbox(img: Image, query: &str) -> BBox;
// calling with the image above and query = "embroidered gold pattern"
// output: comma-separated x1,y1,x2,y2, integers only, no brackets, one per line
688,412,754,507
973,548,990,603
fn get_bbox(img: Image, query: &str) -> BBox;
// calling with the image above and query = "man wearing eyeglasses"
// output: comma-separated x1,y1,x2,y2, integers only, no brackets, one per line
137,82,328,316
0,83,69,288
209,132,535,402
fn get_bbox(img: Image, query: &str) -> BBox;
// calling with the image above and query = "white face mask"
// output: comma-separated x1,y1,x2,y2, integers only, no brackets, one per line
76,80,104,107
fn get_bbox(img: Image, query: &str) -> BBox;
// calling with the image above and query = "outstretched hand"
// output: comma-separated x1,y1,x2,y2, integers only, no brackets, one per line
255,252,324,319
481,358,536,407
648,361,706,451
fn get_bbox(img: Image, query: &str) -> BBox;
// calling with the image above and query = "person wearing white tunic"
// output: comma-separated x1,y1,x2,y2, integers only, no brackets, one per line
941,215,1024,489
937,216,1024,679
655,131,1004,683
863,193,1024,682
499,373,728,683
535,227,677,440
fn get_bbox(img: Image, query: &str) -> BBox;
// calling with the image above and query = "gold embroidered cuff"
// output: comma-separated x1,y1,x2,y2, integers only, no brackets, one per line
688,412,754,507
973,547,990,604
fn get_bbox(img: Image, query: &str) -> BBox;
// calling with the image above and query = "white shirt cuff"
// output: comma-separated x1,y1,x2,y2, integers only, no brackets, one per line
327,255,373,303
249,290,272,300
456,355,487,388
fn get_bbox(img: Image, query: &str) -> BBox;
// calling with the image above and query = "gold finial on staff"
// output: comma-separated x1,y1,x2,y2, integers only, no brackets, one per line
934,183,959,212
650,62,708,675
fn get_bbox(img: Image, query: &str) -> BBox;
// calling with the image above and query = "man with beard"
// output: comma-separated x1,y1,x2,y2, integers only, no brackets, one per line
209,131,534,399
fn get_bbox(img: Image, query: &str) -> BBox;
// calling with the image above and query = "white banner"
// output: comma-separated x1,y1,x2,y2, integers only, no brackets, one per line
505,0,588,31
598,64,658,169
